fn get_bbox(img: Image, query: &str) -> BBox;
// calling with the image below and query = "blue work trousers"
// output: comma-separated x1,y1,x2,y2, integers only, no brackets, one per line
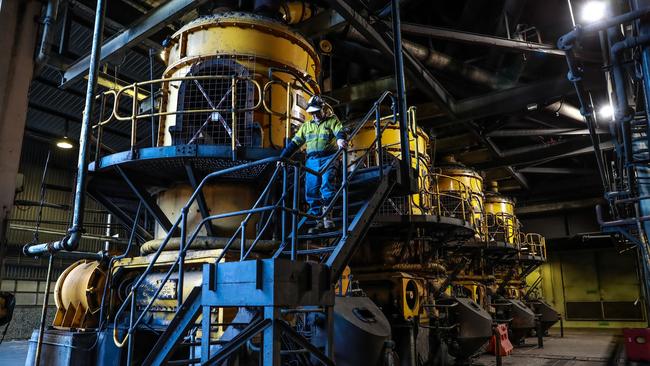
305,154,338,216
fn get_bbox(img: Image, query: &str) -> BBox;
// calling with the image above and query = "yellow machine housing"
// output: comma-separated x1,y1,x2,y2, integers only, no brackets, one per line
484,181,519,246
454,279,492,310
355,272,424,320
436,156,485,236
350,109,430,214
160,11,320,148
53,260,106,329
142,12,320,239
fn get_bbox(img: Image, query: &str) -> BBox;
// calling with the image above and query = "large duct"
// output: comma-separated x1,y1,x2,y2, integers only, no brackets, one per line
543,100,584,123
345,28,517,90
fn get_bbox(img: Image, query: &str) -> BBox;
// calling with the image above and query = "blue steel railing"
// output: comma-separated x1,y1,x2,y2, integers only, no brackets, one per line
111,91,399,349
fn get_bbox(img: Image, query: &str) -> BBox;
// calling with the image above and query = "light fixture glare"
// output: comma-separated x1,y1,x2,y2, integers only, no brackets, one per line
581,1,607,22
56,137,73,149
599,104,614,119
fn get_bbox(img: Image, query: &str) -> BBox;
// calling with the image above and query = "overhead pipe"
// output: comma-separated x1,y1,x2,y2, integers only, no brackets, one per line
558,6,650,49
610,33,650,170
35,0,61,71
558,24,619,192
24,0,107,257
344,28,517,90
632,1,650,326
346,29,585,122
390,0,412,189
331,40,393,73
543,100,585,123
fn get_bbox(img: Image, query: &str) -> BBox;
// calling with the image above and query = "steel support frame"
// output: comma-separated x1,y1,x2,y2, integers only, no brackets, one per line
116,166,174,233
486,128,608,137
397,22,566,57
326,168,396,280
475,137,614,170
87,186,153,242
324,0,455,115
62,0,211,86
143,287,204,366
199,259,335,365
466,121,529,190
184,163,216,237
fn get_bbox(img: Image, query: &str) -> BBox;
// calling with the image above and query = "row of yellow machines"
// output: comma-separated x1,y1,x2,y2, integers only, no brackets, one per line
348,123,556,364
29,10,557,366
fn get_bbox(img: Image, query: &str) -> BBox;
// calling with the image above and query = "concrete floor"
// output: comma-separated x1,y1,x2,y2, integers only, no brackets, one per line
0,329,623,366
0,339,30,366
476,329,621,366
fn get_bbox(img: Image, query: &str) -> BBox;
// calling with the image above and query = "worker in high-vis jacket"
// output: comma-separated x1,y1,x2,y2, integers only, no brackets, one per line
280,95,347,231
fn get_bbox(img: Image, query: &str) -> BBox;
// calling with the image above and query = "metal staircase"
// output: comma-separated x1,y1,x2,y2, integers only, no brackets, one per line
106,92,411,365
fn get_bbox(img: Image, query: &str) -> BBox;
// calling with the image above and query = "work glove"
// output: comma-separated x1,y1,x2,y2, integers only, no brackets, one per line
337,139,348,150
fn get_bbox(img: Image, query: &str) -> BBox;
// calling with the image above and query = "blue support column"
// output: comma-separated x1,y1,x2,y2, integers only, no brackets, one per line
201,305,211,362
262,307,281,366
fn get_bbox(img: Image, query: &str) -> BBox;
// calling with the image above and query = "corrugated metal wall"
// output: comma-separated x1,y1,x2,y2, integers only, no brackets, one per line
3,135,128,283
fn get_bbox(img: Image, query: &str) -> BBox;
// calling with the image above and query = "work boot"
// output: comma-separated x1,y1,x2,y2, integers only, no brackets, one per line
323,207,336,230
323,216,336,230
308,220,325,234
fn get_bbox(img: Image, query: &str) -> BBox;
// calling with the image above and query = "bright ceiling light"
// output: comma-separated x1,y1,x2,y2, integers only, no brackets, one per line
599,104,614,119
56,137,74,149
581,1,607,22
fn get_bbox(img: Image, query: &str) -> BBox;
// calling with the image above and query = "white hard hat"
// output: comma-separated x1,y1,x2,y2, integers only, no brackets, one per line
306,95,323,113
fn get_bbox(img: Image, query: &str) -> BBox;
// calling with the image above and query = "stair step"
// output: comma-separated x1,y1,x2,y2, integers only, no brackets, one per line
332,200,366,211
283,246,338,255
304,214,357,226
348,165,392,186
297,230,342,241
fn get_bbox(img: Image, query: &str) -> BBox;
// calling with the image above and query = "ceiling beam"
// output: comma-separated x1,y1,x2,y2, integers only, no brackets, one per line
62,0,210,87
28,102,131,140
397,22,566,57
516,197,605,215
518,167,595,174
328,76,399,105
465,121,529,190
419,77,575,129
486,128,608,137
475,137,614,170
324,0,456,116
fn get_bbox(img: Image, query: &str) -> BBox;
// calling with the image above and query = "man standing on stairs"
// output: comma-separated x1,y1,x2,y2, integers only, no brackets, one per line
279,95,348,232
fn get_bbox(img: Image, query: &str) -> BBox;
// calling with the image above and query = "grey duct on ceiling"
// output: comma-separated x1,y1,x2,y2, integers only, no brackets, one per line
343,28,584,123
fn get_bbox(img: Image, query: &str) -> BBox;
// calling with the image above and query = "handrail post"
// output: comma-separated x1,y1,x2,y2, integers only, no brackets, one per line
278,165,286,242
291,165,300,260
126,287,136,365
285,82,293,147
342,149,349,233
95,93,106,162
231,77,238,160
178,208,187,308
131,84,138,153
375,104,383,175
240,222,246,260
411,106,420,176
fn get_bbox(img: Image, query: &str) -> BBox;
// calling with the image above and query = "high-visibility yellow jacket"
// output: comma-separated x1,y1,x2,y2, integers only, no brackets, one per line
290,115,345,157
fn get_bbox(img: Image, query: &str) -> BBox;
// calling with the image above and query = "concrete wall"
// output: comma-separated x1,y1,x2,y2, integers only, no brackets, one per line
3,306,56,340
